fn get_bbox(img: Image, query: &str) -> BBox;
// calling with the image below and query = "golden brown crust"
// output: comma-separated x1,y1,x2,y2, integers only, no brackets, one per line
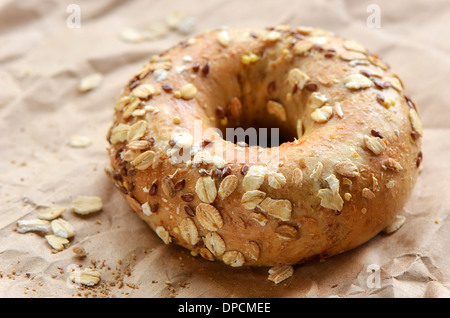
105,26,422,266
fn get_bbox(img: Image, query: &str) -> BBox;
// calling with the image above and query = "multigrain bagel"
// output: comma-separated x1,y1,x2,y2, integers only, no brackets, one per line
106,26,423,267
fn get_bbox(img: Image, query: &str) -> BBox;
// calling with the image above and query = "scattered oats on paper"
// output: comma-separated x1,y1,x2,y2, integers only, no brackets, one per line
72,195,103,215
78,73,103,92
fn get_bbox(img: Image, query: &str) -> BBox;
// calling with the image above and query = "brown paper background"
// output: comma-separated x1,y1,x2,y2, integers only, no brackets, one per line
1,0,449,298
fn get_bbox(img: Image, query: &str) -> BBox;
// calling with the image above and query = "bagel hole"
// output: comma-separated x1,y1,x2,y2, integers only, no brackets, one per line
218,114,299,148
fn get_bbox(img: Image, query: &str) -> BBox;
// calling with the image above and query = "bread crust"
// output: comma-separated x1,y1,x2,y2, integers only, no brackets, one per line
106,26,422,266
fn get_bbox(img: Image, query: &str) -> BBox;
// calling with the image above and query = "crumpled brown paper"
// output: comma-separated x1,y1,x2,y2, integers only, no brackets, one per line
1,0,449,298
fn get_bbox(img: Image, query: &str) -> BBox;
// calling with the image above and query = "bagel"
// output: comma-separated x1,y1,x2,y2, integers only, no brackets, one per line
105,26,423,267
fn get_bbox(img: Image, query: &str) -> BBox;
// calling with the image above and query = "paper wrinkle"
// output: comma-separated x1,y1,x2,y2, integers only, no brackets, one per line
0,0,449,298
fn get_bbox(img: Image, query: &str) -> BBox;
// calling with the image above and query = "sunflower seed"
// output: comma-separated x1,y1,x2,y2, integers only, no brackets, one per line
409,109,423,137
390,77,403,92
368,55,389,70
